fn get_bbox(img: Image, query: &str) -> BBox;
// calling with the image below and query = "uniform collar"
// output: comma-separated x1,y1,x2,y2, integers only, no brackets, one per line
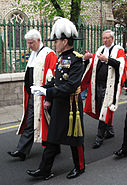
60,48,74,57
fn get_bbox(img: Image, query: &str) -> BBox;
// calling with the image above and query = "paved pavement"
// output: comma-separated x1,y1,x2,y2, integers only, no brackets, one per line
0,90,127,185
0,104,23,125
34,155,127,185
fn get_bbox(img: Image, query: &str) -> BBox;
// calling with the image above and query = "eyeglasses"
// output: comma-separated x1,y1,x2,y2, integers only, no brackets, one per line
102,36,112,40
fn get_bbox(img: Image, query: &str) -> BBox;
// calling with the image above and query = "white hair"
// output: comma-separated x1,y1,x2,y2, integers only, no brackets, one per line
50,17,78,40
103,30,114,39
25,29,42,41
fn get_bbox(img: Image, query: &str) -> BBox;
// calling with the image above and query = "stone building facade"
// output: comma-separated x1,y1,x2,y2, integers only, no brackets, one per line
81,0,114,25
0,0,114,25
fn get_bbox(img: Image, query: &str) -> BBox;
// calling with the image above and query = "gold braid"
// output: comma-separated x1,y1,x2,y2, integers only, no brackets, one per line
67,95,74,136
67,86,83,137
73,94,83,137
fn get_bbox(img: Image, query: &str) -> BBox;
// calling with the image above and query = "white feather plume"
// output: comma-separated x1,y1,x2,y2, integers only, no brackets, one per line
50,18,78,40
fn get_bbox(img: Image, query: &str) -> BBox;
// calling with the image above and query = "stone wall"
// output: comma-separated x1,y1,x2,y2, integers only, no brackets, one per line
0,0,114,25
0,72,25,107
0,0,39,22
81,0,114,25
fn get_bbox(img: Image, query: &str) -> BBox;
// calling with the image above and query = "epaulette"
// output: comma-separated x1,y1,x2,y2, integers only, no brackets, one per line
73,51,83,58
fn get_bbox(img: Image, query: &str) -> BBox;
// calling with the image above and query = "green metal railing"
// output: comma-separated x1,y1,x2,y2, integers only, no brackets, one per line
0,19,127,73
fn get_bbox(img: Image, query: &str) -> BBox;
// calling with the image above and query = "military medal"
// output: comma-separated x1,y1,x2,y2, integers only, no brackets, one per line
63,73,69,80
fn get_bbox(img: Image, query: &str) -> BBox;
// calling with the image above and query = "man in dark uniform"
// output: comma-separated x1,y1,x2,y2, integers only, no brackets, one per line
27,17,86,180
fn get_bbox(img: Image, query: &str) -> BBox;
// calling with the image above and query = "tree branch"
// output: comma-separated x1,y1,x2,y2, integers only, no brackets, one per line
70,0,81,28
50,0,64,17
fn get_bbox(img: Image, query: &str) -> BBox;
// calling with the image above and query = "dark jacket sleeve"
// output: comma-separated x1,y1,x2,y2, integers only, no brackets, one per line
108,57,120,70
43,77,55,88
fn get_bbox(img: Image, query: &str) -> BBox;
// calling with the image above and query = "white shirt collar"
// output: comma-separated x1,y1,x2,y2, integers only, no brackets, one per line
104,43,114,50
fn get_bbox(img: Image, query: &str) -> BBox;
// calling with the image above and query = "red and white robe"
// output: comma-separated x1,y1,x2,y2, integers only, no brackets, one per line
17,44,57,144
81,45,127,124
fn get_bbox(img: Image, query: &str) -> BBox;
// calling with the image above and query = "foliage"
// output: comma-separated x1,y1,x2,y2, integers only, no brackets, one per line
14,0,95,26
112,0,127,27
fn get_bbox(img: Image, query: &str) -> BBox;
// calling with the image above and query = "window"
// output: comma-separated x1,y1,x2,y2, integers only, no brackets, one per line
5,9,28,50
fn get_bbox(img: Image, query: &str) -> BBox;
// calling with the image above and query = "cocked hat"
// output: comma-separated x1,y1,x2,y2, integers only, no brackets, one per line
47,17,82,41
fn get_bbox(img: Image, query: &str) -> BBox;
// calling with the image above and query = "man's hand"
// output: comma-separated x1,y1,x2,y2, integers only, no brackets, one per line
30,86,47,96
43,101,51,110
97,53,108,63
83,50,93,61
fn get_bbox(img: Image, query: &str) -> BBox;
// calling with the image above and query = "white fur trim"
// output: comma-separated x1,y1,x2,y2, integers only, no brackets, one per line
34,47,54,142
81,59,92,80
17,46,55,142
91,52,100,114
45,69,53,84
16,82,25,135
100,45,125,121
87,45,125,122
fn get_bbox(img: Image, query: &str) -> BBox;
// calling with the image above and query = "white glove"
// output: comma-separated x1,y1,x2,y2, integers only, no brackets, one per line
30,86,46,96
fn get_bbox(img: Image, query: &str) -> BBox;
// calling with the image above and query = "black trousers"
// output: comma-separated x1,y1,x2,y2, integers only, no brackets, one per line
17,94,34,155
96,83,113,139
96,83,106,139
39,143,85,175
122,113,127,147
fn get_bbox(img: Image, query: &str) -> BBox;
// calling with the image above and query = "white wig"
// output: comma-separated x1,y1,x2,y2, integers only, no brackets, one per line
25,29,42,41
50,17,78,40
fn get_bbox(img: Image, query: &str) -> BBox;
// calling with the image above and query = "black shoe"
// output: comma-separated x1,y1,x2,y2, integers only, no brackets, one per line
105,126,115,139
26,169,54,180
66,168,85,179
8,151,26,161
105,132,114,139
113,148,127,158
92,137,103,149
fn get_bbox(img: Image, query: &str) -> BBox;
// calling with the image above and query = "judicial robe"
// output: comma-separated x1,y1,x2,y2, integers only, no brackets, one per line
17,44,57,144
81,45,127,124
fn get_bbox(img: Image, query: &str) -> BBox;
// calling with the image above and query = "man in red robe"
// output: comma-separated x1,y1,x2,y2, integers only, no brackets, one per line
81,30,127,149
8,29,57,160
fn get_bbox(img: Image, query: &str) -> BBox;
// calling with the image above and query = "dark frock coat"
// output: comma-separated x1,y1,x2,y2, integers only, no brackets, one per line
44,48,85,146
